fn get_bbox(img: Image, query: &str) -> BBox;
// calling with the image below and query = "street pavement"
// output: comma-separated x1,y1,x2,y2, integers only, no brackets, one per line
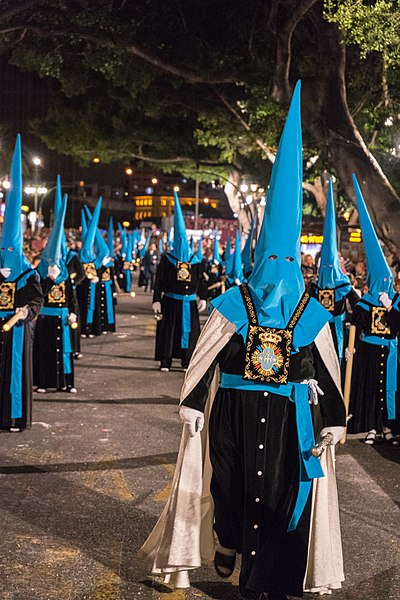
0,283,399,600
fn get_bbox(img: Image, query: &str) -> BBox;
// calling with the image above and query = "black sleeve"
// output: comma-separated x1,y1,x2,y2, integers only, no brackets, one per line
22,274,44,323
152,255,167,303
180,357,219,413
347,288,361,311
40,276,54,296
388,304,400,334
69,255,85,286
351,303,367,341
312,344,346,427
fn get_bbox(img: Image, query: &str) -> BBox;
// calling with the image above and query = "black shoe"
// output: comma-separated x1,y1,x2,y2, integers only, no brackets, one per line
214,550,236,578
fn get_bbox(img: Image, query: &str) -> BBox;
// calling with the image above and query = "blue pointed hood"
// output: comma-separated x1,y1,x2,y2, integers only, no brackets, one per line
318,180,351,291
227,230,244,284
241,219,255,275
159,237,164,254
79,197,102,263
212,230,221,264
81,209,88,242
225,233,234,273
54,175,68,257
107,217,115,258
0,134,32,278
196,235,203,261
172,192,191,261
352,174,393,303
38,193,68,283
138,231,151,258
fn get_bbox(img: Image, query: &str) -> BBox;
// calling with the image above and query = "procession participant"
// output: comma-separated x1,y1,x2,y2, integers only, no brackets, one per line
76,198,102,337
310,180,359,366
141,82,345,599
0,135,44,431
142,240,160,293
152,192,207,372
138,232,151,290
348,175,400,446
94,223,116,333
241,218,255,280
113,223,126,288
226,229,245,288
205,231,224,300
34,194,77,393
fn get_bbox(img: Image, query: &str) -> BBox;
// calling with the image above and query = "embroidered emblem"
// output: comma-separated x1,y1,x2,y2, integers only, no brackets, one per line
211,264,219,274
318,289,335,312
371,306,391,336
123,261,131,270
84,262,97,279
102,268,111,281
177,261,192,282
48,281,66,304
244,326,292,384
0,282,16,310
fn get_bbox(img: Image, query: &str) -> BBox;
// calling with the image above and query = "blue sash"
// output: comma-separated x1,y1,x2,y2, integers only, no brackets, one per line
87,281,97,325
103,279,115,325
41,307,72,375
164,292,196,349
0,310,25,419
219,372,324,531
124,269,131,293
332,312,346,363
362,335,397,420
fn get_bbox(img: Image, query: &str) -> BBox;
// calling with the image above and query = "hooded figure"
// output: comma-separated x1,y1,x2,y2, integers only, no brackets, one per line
77,198,102,337
113,223,127,290
205,231,224,300
241,218,255,279
141,82,346,599
347,174,400,445
0,134,44,430
152,192,207,371
95,221,116,333
138,231,152,290
107,217,115,260
311,181,359,365
33,194,77,393
226,229,244,287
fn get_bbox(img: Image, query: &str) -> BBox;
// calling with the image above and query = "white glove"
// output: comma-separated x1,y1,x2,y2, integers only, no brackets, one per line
102,256,110,267
16,306,28,321
306,378,324,405
345,347,355,361
179,406,204,437
197,299,207,312
68,313,77,324
91,276,99,283
234,278,242,286
113,292,118,298
320,426,345,446
379,292,392,308
152,301,161,313
0,267,11,279
48,264,61,280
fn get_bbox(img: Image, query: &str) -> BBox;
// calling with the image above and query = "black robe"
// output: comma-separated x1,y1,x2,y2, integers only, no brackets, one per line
33,276,75,390
76,263,102,336
0,271,44,431
97,265,116,333
182,333,345,598
205,262,224,300
66,250,85,353
348,301,400,433
153,254,207,366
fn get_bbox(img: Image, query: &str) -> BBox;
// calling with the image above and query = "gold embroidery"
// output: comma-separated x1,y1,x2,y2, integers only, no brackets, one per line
123,261,131,270
287,292,310,330
318,289,335,312
84,262,97,279
177,261,192,282
371,306,391,336
48,281,66,304
0,282,16,310
244,325,292,384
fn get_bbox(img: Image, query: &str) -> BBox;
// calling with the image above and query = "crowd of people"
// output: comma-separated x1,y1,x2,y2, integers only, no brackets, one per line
1,84,399,600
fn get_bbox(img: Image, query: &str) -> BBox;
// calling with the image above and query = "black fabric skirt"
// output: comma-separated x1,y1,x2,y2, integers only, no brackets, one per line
33,315,74,390
208,388,310,598
77,281,101,336
155,296,200,363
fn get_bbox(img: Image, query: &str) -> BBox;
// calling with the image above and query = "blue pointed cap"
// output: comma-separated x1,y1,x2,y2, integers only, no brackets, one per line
172,192,190,261
117,223,127,255
225,232,234,273
38,193,68,281
212,230,220,263
249,81,304,306
229,230,244,283
0,134,32,277
54,176,67,257
352,174,393,298
81,209,88,242
108,217,115,258
318,180,350,289
80,197,102,263
196,235,203,261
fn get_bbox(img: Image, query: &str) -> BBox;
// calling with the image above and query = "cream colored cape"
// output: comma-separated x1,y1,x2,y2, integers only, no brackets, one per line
140,309,344,594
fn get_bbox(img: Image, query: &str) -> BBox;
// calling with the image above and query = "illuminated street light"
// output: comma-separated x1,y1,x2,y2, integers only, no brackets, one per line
151,178,158,184
203,197,209,203
240,184,249,193
173,186,180,192
250,183,258,192
24,186,36,195
93,157,101,164
32,157,41,167
125,167,133,175
37,187,48,195
2,180,10,189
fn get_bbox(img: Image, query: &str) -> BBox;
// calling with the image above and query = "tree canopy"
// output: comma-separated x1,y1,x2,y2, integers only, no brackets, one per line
1,0,400,246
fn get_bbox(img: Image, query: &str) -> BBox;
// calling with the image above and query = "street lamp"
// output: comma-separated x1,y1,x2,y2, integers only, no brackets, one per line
32,156,42,228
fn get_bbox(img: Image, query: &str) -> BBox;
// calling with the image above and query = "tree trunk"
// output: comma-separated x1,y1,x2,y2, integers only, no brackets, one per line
224,169,255,246
303,176,328,216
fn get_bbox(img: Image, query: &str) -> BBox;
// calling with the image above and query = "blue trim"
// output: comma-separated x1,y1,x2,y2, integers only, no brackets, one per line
0,310,24,419
41,306,73,375
219,372,323,531
332,312,346,363
164,292,196,349
103,279,115,325
362,335,397,420
87,282,97,325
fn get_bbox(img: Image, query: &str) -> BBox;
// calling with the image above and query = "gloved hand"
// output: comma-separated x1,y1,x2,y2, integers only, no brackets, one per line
16,306,28,321
48,264,61,280
0,267,11,279
234,278,242,286
102,256,110,267
379,292,392,308
345,347,355,361
197,299,207,312
68,312,77,324
152,301,161,313
113,292,118,298
91,276,99,283
320,426,345,446
179,406,204,437
306,379,324,405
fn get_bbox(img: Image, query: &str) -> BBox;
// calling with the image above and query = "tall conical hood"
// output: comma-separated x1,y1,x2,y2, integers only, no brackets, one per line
138,231,151,258
225,232,234,274
117,223,127,256
248,81,305,325
108,217,115,258
172,192,191,261
38,193,68,282
0,134,32,278
53,176,68,257
81,209,88,242
352,174,393,301
212,230,220,264
318,180,350,289
79,197,102,263
159,237,164,254
227,230,244,284
241,219,255,275
196,235,203,261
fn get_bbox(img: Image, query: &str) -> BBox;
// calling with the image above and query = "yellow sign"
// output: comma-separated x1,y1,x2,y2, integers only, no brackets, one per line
300,234,324,244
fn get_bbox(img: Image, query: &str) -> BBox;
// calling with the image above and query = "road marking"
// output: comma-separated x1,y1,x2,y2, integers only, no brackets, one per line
154,463,175,502
145,319,156,337
84,455,134,501
92,540,122,600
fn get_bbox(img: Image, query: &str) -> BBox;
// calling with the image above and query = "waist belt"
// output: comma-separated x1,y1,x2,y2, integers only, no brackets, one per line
41,306,72,375
219,372,323,531
362,335,397,420
164,292,196,349
0,310,25,419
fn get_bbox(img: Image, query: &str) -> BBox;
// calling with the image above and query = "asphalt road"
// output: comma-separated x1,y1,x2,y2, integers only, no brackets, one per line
0,284,399,600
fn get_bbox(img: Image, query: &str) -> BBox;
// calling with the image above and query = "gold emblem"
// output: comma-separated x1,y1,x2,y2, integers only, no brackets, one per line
371,306,391,336
177,261,192,282
318,289,335,312
0,282,16,310
48,281,66,304
244,325,292,384
123,261,132,270
84,262,97,279
102,268,111,281
211,264,219,274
